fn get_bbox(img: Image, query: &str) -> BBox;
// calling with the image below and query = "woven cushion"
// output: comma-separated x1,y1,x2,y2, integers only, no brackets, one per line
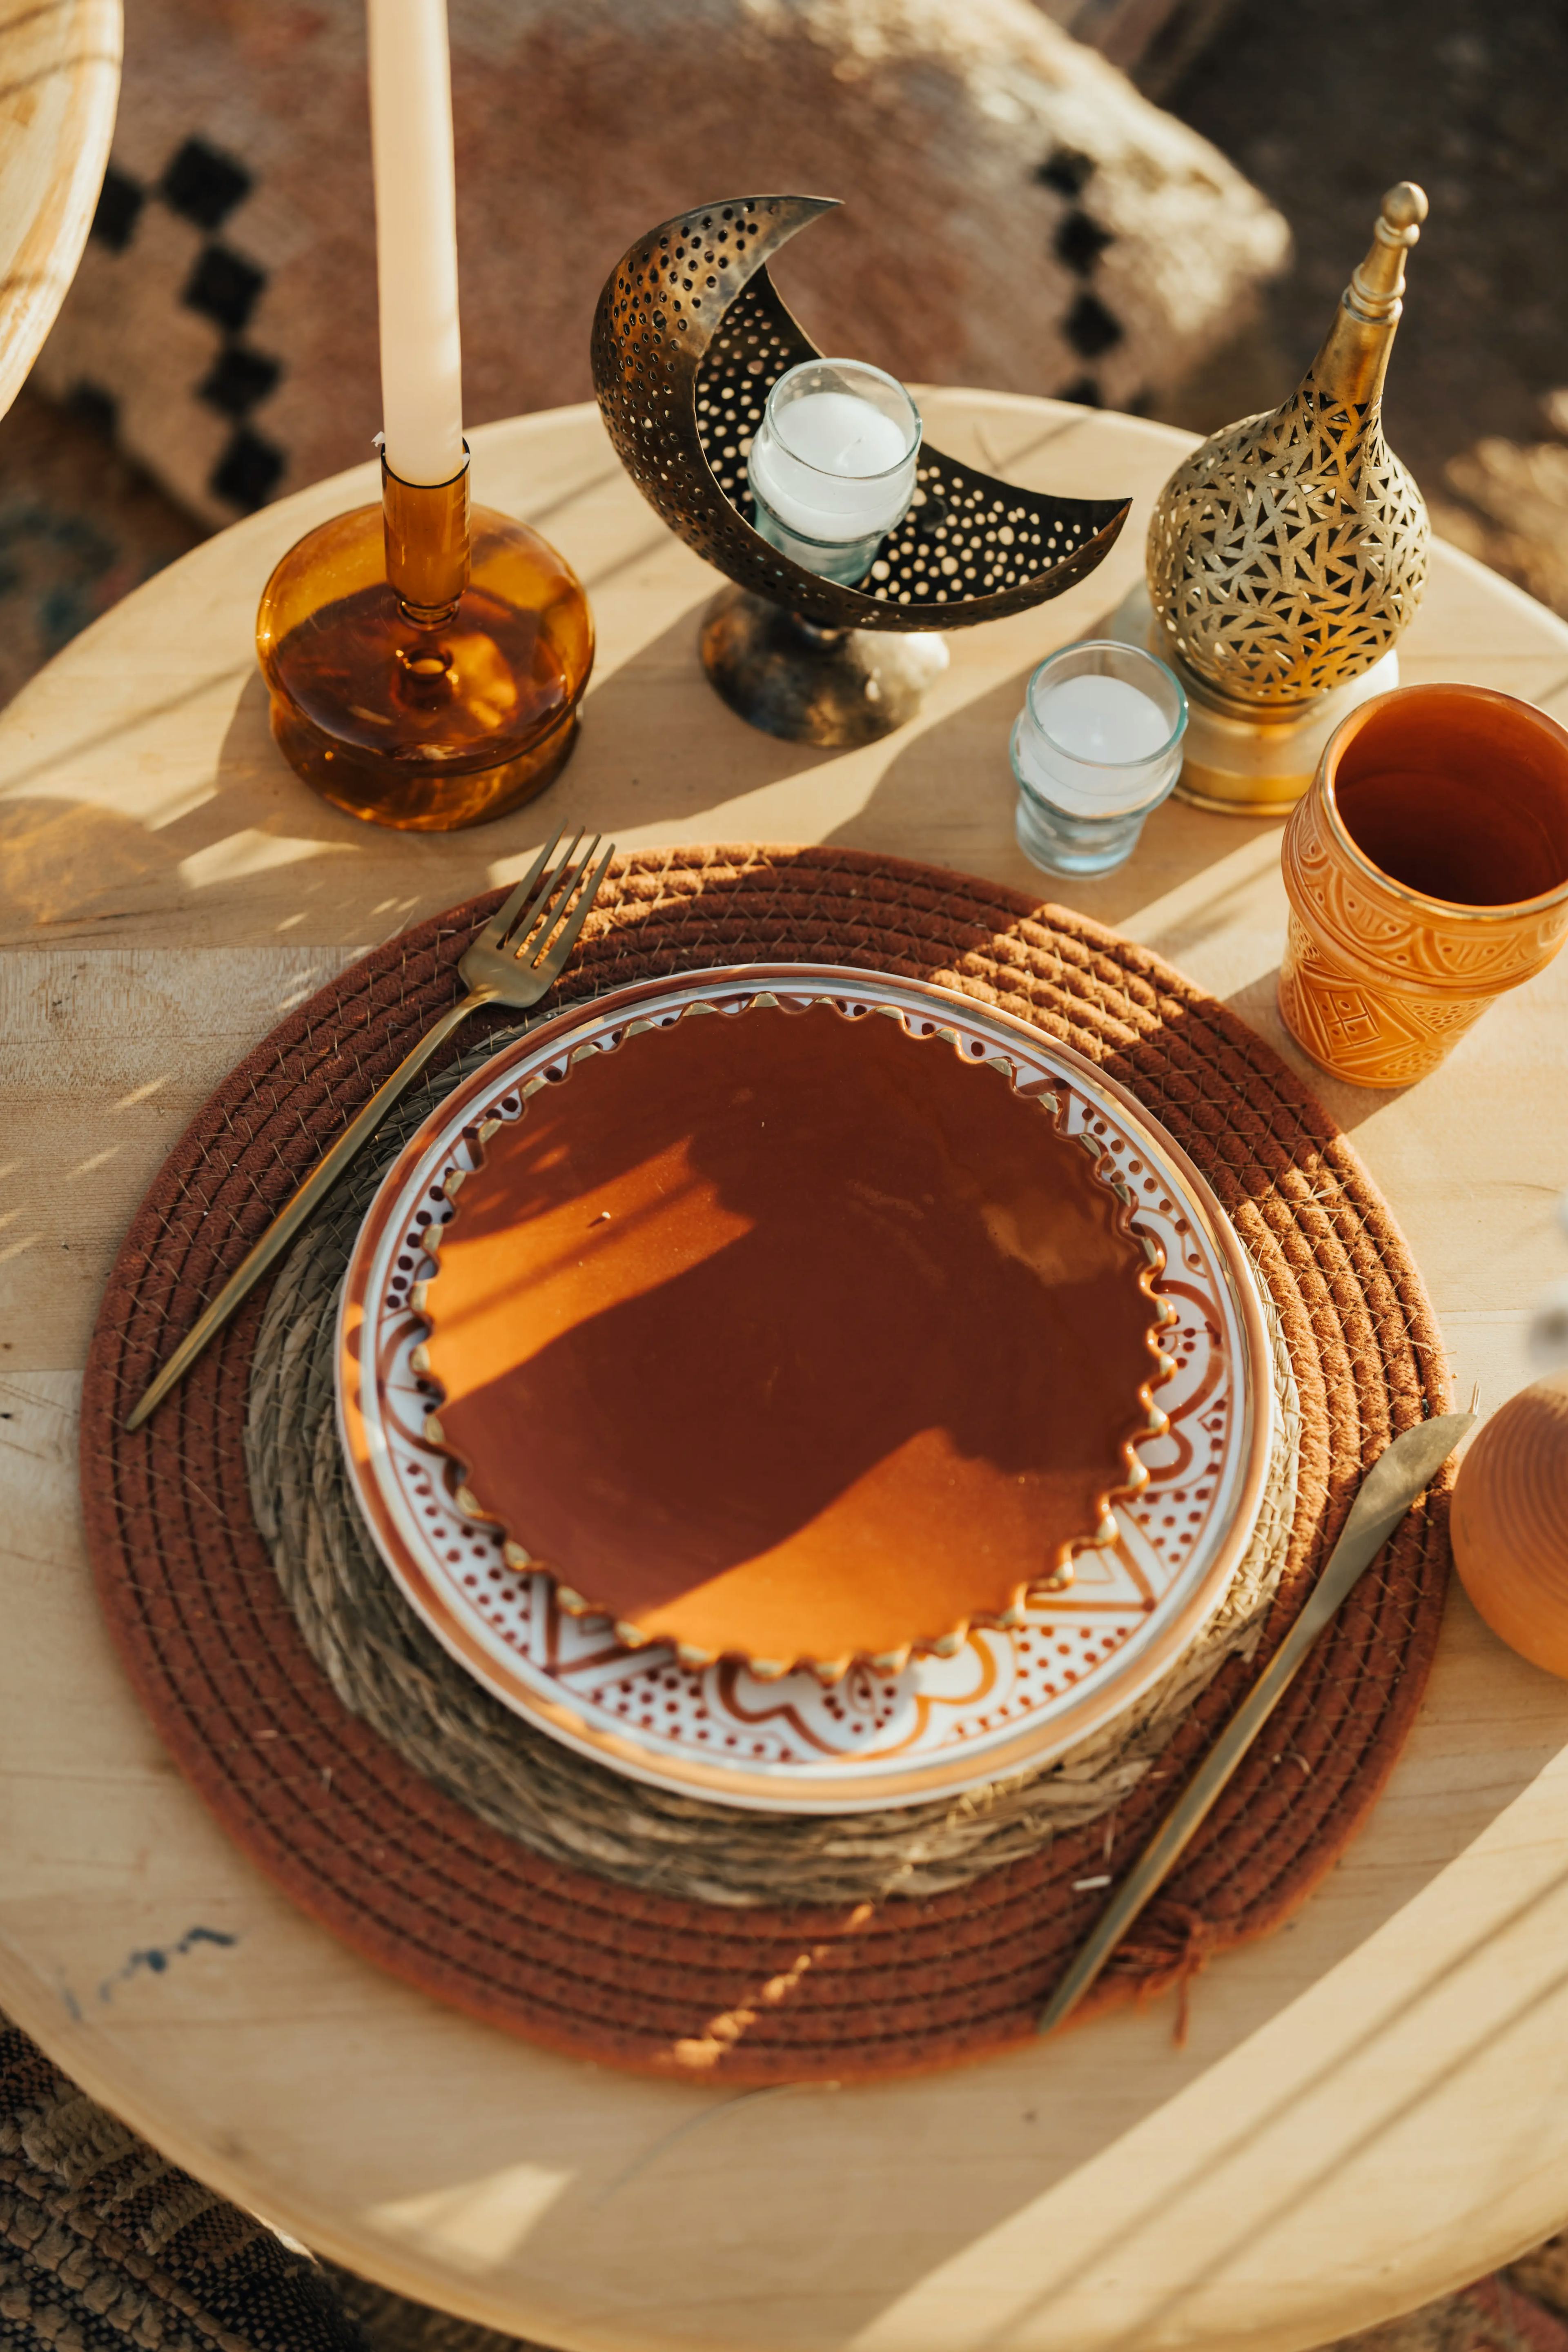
31,0,1284,525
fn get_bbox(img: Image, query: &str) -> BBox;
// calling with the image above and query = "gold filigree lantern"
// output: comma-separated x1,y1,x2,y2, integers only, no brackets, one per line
1113,183,1431,814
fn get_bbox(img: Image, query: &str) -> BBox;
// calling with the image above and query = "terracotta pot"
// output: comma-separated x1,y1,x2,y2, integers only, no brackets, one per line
1451,1371,1568,1679
1277,683,1568,1086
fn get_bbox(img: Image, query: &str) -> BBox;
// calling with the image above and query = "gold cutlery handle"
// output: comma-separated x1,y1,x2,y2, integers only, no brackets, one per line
1037,1617,1314,2035
1038,1408,1476,2036
125,990,488,1432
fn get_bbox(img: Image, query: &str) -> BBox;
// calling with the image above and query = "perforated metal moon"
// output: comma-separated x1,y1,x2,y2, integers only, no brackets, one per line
590,194,1132,633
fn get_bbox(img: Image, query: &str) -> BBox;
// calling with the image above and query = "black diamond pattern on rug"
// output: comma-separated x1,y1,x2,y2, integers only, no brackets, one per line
212,427,285,512
1065,290,1124,359
89,165,144,254
1036,145,1096,196
161,136,252,231
184,243,267,334
64,381,119,439
1056,209,1114,275
72,134,291,516
200,346,284,419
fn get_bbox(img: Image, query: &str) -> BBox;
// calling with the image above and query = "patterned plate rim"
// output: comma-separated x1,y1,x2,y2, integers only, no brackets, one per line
336,963,1274,1813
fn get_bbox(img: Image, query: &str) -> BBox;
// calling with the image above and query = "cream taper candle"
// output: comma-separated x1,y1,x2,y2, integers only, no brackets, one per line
367,0,465,486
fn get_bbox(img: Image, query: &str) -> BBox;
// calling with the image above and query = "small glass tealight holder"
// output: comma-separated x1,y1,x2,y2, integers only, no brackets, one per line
747,358,922,586
1011,640,1188,877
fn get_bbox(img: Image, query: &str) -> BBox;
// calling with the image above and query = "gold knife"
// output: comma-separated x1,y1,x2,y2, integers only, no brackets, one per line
1037,1403,1477,2036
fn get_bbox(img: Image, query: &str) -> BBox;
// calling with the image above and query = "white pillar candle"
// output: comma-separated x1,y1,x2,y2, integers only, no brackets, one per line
1037,675,1170,762
749,390,918,543
1015,672,1181,817
367,0,465,486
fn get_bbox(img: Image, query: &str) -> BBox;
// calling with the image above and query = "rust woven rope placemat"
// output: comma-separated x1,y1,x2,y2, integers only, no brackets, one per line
80,845,1453,2083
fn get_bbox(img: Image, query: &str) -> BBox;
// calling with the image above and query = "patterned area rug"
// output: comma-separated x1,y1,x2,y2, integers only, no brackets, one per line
0,2009,537,2352
0,389,200,714
1334,2276,1568,2352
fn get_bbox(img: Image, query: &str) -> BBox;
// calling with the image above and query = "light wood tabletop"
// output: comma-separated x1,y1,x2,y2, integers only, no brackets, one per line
2,392,1568,2352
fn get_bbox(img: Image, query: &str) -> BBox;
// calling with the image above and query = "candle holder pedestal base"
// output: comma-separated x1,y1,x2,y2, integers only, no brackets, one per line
1098,579,1398,817
699,586,948,749
257,485,593,833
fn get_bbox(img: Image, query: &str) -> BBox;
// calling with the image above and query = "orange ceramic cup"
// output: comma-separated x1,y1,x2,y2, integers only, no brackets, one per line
1278,683,1568,1086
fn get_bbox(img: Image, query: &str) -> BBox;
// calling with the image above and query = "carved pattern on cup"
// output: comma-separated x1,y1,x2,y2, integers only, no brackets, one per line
1278,912,1492,1087
1282,788,1568,993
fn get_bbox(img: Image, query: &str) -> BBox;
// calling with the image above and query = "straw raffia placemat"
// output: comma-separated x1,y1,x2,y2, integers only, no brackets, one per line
243,1131,1300,1907
80,846,1454,2083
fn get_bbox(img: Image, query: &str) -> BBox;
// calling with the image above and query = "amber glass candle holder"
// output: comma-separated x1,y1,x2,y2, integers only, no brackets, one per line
256,446,594,831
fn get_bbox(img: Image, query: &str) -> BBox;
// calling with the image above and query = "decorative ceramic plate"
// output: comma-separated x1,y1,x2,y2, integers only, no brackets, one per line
338,965,1273,1813
414,992,1172,1683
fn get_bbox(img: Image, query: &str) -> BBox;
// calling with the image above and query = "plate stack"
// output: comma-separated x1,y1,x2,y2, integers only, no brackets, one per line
336,965,1276,1830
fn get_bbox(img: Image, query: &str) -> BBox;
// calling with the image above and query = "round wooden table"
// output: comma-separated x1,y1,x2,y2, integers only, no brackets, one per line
3,393,1568,2352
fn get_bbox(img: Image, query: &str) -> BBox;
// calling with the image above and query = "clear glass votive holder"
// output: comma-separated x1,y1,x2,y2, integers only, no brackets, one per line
1011,639,1188,878
747,358,922,588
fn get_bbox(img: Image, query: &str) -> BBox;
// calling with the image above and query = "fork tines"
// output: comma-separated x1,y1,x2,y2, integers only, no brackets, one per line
484,828,604,961
508,831,603,961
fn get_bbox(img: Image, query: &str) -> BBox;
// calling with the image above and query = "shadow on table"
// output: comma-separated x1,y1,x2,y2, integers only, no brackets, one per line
820,657,1286,929
1223,961,1415,1137
0,788,220,935
0,599,838,947
569,600,840,833
335,1650,1568,2352
0,660,408,942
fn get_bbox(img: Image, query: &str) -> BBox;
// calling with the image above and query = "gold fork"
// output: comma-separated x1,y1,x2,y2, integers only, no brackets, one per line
125,826,615,1432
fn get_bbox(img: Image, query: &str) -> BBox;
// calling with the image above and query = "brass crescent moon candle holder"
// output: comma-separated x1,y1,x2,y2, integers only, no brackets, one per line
590,195,1132,746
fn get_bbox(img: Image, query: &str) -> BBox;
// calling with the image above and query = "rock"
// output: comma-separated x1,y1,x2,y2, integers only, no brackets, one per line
31,0,1287,526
